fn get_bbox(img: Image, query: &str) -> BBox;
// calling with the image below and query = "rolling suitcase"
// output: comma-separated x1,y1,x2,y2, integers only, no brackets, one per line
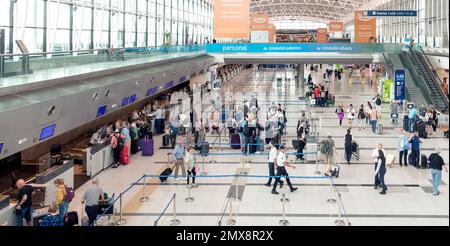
420,154,428,169
408,153,414,165
162,134,170,147
159,167,173,182
331,159,340,178
141,137,154,156
418,123,427,139
230,133,241,149
375,124,383,135
200,142,209,156
120,145,130,165
403,115,409,131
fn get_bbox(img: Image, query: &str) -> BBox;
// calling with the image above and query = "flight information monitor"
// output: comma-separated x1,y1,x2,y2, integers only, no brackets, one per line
121,97,130,107
39,124,56,141
0,143,3,154
96,105,107,117
129,94,136,103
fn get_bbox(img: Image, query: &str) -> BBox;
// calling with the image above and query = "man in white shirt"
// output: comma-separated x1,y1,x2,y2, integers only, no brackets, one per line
272,145,298,194
265,141,283,187
89,129,102,146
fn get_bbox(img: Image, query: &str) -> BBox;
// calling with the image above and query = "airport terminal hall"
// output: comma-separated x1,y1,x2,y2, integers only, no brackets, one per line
1,0,450,230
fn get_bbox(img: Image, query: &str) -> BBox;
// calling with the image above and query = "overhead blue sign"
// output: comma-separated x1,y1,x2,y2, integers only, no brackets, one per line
395,70,406,100
147,86,158,96
206,43,388,53
365,10,417,17
164,81,174,89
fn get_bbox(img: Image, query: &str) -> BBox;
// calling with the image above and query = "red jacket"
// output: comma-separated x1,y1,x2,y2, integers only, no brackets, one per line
314,87,320,97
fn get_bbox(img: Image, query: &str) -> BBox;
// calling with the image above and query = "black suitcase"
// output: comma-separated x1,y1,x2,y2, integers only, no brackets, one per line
64,211,79,226
420,154,428,168
200,142,209,156
418,123,427,138
194,131,201,150
159,167,173,182
408,153,414,165
162,134,170,147
249,136,257,154
403,115,409,131
292,139,300,149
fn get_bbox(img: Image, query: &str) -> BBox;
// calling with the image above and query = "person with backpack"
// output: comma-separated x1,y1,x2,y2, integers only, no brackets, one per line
397,129,410,167
374,94,382,114
335,104,345,127
428,147,448,196
321,133,336,176
344,129,353,165
357,104,366,131
111,129,124,168
372,143,388,194
53,179,69,222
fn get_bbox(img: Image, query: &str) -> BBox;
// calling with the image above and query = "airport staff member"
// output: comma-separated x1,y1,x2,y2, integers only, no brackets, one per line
81,179,104,226
271,145,298,195
89,128,102,146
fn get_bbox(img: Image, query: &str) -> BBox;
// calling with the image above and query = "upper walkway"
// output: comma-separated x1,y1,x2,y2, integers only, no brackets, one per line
0,45,205,96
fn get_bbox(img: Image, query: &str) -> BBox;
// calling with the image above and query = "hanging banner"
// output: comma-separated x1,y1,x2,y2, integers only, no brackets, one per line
354,10,376,43
317,28,328,43
328,21,344,33
250,14,269,31
214,0,250,38
268,24,276,43
395,70,406,100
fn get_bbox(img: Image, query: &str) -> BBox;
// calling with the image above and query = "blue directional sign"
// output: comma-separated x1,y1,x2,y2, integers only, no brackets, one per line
395,70,406,100
365,10,417,17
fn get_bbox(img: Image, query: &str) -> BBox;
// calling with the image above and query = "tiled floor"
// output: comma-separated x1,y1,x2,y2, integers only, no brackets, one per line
69,66,449,226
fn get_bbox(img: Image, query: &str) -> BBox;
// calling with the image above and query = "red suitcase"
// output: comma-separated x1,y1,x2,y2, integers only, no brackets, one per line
120,145,130,165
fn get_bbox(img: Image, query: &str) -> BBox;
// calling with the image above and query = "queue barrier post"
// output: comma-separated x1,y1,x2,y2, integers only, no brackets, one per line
115,193,127,225
169,193,181,226
139,175,149,203
232,174,241,202
226,198,236,226
314,145,321,175
280,175,290,203
326,178,337,204
278,193,289,226
201,155,207,176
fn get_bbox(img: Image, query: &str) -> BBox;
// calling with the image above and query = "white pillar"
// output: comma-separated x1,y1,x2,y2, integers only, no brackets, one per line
297,64,304,85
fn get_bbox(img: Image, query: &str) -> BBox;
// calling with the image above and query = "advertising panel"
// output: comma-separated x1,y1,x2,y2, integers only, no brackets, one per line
214,0,250,38
354,10,376,43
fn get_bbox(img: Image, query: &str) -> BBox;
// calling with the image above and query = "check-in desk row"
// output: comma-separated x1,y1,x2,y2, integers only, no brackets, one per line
67,138,114,177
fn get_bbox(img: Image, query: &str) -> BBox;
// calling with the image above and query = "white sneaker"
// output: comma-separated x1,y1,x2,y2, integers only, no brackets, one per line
175,178,181,182
181,177,187,180
192,183,199,188
255,151,260,154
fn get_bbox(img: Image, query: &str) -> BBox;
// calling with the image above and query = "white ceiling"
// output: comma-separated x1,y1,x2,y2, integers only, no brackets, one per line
250,0,373,22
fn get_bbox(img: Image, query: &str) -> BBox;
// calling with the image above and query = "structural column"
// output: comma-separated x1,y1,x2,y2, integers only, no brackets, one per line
297,64,304,85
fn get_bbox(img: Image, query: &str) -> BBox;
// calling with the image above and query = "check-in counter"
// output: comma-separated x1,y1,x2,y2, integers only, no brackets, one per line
0,160,74,226
86,139,113,177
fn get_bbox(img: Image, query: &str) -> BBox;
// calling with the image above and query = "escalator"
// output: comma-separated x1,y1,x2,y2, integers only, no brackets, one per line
406,46,448,112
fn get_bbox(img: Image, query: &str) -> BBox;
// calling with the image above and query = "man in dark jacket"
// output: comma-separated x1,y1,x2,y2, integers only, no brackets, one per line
344,129,353,165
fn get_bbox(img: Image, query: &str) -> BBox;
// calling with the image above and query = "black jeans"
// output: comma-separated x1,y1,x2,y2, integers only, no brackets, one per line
187,167,196,185
375,163,387,191
345,146,352,164
272,166,293,191
267,162,275,185
412,149,420,167
85,205,98,226
399,150,408,166
113,147,121,164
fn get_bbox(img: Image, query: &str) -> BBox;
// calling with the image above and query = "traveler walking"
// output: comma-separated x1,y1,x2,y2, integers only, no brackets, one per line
428,148,448,196
344,129,353,165
321,133,336,176
271,145,298,194
265,141,282,187
173,140,187,181
409,132,422,168
397,129,410,167
365,102,373,126
374,94,382,114
335,104,345,127
184,146,198,187
369,106,379,133
81,179,104,226
357,104,366,130
347,104,355,127
372,144,388,194
408,106,418,132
